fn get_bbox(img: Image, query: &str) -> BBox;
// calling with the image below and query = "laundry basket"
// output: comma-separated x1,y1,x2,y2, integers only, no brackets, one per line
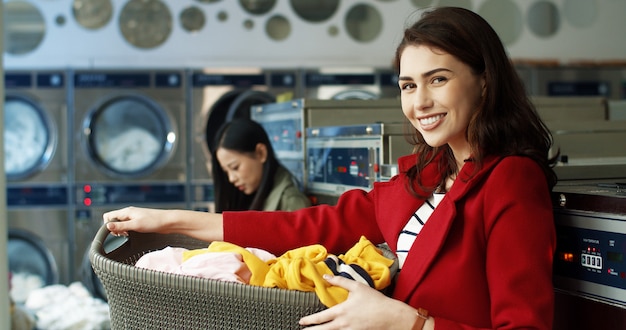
89,223,397,330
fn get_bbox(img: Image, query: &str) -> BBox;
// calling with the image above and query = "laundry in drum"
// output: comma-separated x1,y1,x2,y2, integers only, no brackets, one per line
92,99,163,172
8,229,59,304
4,98,51,177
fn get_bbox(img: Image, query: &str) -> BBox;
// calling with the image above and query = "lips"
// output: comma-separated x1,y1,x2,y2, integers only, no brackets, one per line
419,113,446,128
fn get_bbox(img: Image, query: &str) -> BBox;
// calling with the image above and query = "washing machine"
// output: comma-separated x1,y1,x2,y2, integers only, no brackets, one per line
376,68,400,99
4,70,72,291
532,64,626,99
71,69,188,290
188,68,299,212
302,68,382,100
251,98,406,193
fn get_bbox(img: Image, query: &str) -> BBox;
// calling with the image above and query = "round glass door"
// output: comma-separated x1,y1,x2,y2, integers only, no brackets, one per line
4,96,56,180
83,95,175,178
9,229,59,303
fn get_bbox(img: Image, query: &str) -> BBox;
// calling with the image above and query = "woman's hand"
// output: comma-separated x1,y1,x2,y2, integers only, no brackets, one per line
103,206,169,236
299,275,421,329
103,206,224,242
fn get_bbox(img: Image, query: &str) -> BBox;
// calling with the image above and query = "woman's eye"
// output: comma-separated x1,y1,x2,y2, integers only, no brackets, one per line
400,83,415,90
432,77,447,84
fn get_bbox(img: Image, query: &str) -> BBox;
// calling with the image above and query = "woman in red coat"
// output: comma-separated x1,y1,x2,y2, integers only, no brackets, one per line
105,7,557,329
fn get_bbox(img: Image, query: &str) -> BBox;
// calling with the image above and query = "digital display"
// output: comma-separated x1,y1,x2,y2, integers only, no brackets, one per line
607,251,624,263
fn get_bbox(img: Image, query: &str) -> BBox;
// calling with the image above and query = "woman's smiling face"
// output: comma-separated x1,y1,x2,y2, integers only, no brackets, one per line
398,45,485,157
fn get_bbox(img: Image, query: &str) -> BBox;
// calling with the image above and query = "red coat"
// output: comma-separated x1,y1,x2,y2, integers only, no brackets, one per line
224,154,556,329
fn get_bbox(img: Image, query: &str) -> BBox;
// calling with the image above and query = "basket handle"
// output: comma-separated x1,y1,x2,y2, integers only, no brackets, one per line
91,222,121,256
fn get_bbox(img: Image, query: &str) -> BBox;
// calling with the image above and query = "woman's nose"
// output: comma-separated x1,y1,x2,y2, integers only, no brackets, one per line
227,171,237,183
414,88,432,111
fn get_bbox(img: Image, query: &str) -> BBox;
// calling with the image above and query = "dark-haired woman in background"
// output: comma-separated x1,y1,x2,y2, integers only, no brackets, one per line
210,118,311,212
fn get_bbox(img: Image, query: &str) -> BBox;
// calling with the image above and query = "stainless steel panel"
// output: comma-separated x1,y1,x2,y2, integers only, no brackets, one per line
532,66,626,100
302,68,381,100
305,123,409,197
532,96,607,122
8,208,70,285
252,99,408,191
552,182,626,329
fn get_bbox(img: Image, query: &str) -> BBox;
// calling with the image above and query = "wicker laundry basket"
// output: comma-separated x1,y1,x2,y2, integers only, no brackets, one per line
90,224,397,330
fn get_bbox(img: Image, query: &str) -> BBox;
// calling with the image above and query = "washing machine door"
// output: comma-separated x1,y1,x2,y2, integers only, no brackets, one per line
83,94,175,178
332,89,379,100
205,89,275,152
4,95,56,181
8,229,59,303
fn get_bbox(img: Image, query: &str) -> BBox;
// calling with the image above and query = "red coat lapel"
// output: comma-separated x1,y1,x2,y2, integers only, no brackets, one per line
392,155,502,302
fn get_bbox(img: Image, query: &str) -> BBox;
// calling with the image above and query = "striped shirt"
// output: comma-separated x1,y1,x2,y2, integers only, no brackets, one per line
396,193,445,269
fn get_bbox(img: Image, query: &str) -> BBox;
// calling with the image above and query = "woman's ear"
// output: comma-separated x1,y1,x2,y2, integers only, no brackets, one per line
255,143,268,163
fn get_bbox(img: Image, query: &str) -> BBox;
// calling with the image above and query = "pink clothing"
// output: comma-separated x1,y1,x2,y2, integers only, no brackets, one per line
135,246,254,284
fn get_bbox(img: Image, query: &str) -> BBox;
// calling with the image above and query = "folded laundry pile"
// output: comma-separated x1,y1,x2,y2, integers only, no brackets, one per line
135,236,395,307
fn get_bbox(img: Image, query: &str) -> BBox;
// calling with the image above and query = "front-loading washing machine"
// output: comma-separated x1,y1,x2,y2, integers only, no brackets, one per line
188,68,299,212
532,65,624,99
302,68,382,100
4,70,72,292
376,68,400,99
71,69,189,290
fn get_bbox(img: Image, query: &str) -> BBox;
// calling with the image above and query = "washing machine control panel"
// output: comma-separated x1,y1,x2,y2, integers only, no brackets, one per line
553,208,626,306
192,73,265,87
304,72,376,86
7,185,68,207
74,72,182,88
77,183,185,206
305,124,383,197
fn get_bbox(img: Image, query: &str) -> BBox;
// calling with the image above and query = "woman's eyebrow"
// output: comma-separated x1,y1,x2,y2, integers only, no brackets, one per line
398,68,452,82
422,68,451,77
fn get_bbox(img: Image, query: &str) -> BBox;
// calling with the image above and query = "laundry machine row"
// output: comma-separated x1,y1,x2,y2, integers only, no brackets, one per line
4,70,72,298
4,67,400,295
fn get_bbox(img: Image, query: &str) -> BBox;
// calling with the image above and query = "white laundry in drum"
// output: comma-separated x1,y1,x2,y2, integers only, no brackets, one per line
4,100,49,175
96,127,161,172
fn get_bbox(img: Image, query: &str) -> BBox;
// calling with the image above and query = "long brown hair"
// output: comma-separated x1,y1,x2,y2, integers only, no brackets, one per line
393,7,557,193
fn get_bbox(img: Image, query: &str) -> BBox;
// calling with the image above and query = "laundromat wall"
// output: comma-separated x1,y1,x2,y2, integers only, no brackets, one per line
4,0,626,292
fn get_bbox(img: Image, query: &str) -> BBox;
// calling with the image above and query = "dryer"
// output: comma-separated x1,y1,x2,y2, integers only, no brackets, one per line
188,68,299,212
4,70,71,289
376,68,400,99
532,65,625,99
71,70,188,288
302,68,382,100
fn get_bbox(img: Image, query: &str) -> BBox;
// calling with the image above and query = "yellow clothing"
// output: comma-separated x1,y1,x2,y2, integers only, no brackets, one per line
183,236,395,307
340,236,394,290
264,236,394,307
